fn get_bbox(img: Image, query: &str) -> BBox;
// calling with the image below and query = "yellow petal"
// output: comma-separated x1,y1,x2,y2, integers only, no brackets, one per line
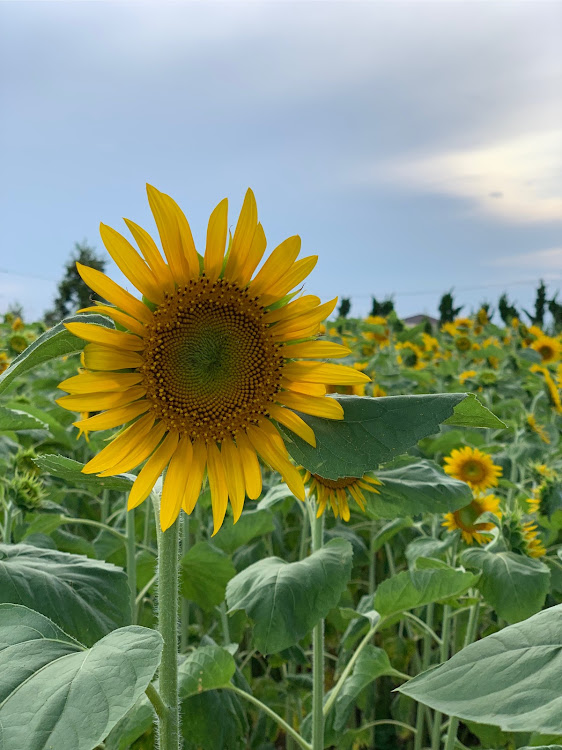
282,341,351,359
59,371,144,394
182,439,207,514
82,413,155,474
235,431,262,500
281,378,326,397
57,385,146,413
207,441,229,535
263,295,321,325
204,198,228,282
268,404,316,447
246,424,305,501
259,256,318,306
77,305,146,338
76,262,153,324
270,298,338,341
65,322,144,351
161,436,193,531
220,436,246,522
249,235,301,297
72,401,150,432
275,391,344,419
83,343,143,371
283,362,371,385
124,219,175,293
97,421,167,476
128,431,179,511
146,184,193,284
238,223,267,286
100,223,163,304
224,189,258,281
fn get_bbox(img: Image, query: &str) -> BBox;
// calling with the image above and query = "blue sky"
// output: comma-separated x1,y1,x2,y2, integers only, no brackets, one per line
1,1,561,321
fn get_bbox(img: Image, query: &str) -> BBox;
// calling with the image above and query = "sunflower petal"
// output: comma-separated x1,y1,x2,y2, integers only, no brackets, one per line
98,421,167,476
100,223,163,304
269,298,338,341
281,378,327,397
224,189,258,281
259,256,318,306
161,436,193,531
268,404,316,447
124,219,175,293
72,401,150,432
76,262,153,324
221,436,246,522
246,424,305,501
57,385,146,413
146,184,193,284
65,322,144,351
77,305,146,337
207,441,229,535
82,413,155,474
276,391,344,419
249,235,301,297
283,362,371,385
263,295,321,324
235,431,262,500
128,431,179,511
204,198,228,282
182,440,207,514
282,341,351,359
59,371,143,394
238,223,267,286
82,343,144,371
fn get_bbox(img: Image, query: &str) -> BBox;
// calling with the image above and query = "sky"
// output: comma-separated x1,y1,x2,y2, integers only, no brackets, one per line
1,0,561,322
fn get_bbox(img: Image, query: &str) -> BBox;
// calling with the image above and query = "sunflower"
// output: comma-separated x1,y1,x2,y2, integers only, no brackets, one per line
520,521,546,558
531,335,561,364
442,493,501,545
0,352,9,375
443,446,502,492
56,187,370,533
303,470,381,521
459,369,477,385
526,414,550,444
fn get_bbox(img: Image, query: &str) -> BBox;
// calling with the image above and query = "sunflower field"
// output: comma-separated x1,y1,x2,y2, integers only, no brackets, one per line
0,189,561,750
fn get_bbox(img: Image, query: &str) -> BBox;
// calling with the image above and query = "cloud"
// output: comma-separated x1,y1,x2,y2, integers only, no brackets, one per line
354,129,562,224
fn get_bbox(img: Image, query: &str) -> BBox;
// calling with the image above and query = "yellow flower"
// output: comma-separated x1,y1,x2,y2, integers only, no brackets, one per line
526,414,550,444
459,369,477,385
526,491,541,515
303,470,381,521
476,308,489,326
454,317,473,331
372,384,387,397
9,334,27,354
396,341,425,369
455,335,472,352
0,352,9,374
531,335,561,364
421,332,440,354
531,364,562,414
521,521,546,558
444,446,502,492
56,186,370,533
11,316,24,332
442,493,501,545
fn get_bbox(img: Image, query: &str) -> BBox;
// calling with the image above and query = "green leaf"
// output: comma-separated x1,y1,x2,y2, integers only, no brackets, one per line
181,542,236,611
22,513,68,538
461,549,550,624
374,565,478,620
0,314,114,395
4,403,73,448
372,518,413,554
0,406,48,432
443,393,506,429
0,604,162,750
226,538,353,654
280,393,467,480
212,508,275,554
405,536,456,566
178,645,236,699
367,460,472,519
333,645,401,731
398,603,562,734
0,543,131,646
33,454,136,492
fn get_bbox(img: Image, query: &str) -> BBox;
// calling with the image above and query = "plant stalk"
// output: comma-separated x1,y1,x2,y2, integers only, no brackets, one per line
180,512,190,652
126,507,137,625
308,500,325,750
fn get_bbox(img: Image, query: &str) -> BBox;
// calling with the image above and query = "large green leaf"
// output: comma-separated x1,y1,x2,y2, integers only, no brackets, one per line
0,406,48,432
280,393,469,479
4,403,74,448
178,644,236,698
0,604,162,750
226,538,353,653
0,543,131,645
374,565,478,620
366,460,472,519
333,645,401,731
461,549,550,624
181,542,236,611
33,454,136,492
398,604,562,734
212,508,275,554
0,314,113,395
443,393,506,429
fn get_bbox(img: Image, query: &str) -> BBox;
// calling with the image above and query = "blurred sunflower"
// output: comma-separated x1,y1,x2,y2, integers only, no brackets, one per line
444,446,502,492
0,352,9,375
526,414,550,444
442,493,501,545
531,334,561,364
57,186,369,533
9,334,28,354
521,521,546,557
459,369,477,385
303,470,381,521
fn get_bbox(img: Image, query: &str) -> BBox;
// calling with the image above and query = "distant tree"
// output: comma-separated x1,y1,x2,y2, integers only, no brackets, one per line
438,291,462,325
370,296,395,317
523,280,548,327
498,293,519,326
44,242,106,326
548,295,562,331
338,297,351,318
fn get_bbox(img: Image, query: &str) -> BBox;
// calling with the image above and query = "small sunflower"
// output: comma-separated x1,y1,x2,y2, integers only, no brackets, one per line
442,493,501,545
526,414,550,444
11,316,24,332
56,187,369,533
303,470,381,521
444,446,502,492
396,341,425,370
9,334,27,354
520,521,547,558
531,335,561,364
459,369,477,385
0,352,9,375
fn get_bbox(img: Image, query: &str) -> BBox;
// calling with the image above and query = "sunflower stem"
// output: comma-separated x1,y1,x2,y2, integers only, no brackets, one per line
126,507,137,625
308,498,325,750
3,501,13,543
157,515,180,750
431,604,451,750
180,512,190,652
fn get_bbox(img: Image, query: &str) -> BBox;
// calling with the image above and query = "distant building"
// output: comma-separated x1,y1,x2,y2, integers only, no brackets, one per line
403,314,439,328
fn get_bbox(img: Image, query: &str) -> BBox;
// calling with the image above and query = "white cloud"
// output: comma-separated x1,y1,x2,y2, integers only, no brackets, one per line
355,129,562,224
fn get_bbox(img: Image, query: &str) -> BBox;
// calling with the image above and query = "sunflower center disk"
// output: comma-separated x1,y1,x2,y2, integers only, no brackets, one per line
462,460,485,481
141,278,284,441
313,475,357,490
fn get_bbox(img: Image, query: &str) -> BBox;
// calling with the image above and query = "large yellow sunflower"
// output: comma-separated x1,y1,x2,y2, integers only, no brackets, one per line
57,186,369,533
443,446,502,492
442,493,501,545
303,470,381,521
